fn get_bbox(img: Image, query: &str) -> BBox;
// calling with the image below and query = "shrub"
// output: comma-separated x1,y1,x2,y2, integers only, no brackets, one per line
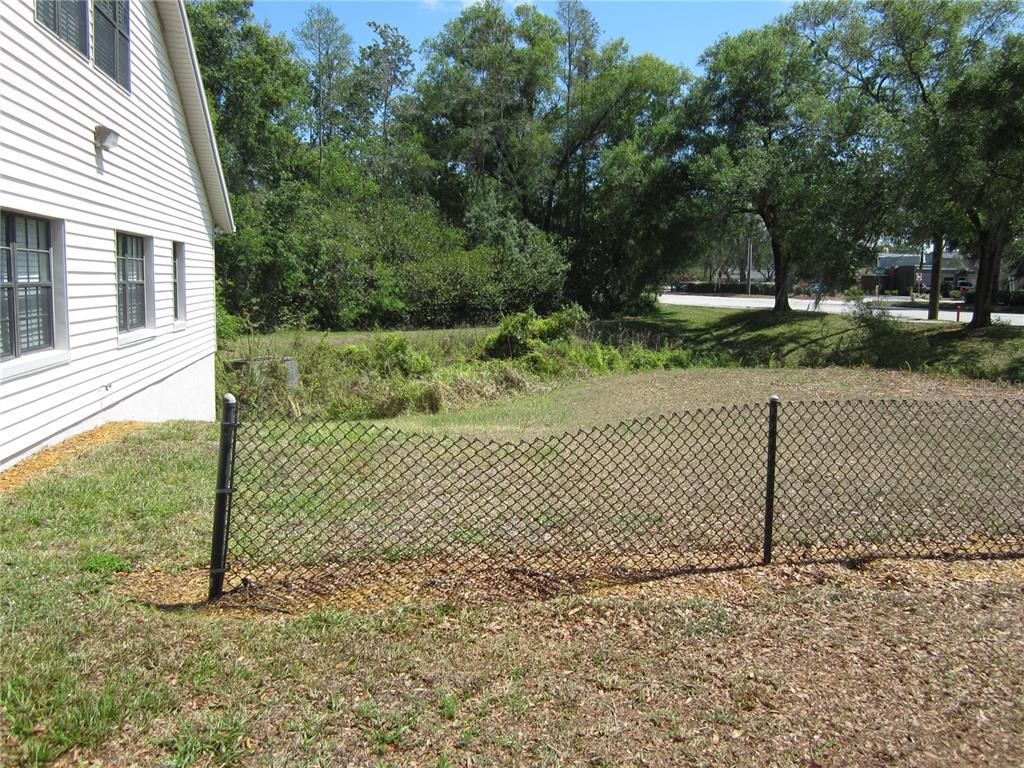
565,341,626,373
483,304,589,359
483,309,538,359
216,293,244,346
531,304,589,343
464,190,568,314
828,295,923,369
400,248,498,328
625,344,666,370
370,333,432,378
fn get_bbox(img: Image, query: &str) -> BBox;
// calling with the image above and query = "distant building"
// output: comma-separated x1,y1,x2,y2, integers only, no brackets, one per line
865,251,974,295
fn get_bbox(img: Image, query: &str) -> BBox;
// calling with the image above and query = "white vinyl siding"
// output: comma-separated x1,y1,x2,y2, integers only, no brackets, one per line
0,0,218,465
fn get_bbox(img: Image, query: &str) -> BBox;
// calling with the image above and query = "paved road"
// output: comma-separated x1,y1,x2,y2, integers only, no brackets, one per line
658,292,1024,326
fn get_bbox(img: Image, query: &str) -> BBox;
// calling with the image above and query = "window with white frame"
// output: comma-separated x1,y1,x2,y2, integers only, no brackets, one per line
116,232,147,333
172,242,186,322
1,212,55,361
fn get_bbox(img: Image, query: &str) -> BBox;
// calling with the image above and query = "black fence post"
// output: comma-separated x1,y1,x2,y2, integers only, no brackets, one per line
763,395,780,565
208,393,238,601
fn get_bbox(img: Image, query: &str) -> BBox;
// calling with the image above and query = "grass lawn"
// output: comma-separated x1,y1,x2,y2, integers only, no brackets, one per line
593,304,1024,380
3,368,1024,766
218,305,1024,427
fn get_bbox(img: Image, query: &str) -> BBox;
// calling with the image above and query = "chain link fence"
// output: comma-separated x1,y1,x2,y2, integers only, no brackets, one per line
208,397,1024,604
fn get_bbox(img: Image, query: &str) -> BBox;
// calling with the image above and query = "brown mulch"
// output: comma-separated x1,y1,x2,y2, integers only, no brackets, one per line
0,422,146,492
116,552,1024,616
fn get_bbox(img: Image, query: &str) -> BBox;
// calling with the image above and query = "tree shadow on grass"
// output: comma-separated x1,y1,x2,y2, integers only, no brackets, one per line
593,305,1024,380
592,308,859,367
916,324,1024,381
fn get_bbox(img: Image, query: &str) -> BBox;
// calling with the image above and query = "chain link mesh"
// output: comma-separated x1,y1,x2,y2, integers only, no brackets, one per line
773,399,1024,562
221,399,1024,603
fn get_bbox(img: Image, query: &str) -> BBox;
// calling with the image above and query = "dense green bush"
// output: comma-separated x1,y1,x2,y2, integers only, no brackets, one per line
399,249,498,328
483,304,589,359
369,333,433,377
826,294,924,369
216,286,244,346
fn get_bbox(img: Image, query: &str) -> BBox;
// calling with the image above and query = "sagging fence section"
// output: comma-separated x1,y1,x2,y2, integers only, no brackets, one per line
208,397,1024,602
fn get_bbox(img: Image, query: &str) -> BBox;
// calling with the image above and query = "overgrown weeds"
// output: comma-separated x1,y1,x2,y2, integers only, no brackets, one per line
218,305,738,418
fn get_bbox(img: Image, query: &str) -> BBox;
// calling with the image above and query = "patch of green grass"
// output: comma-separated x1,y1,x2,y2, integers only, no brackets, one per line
78,552,130,576
165,711,251,767
436,689,460,721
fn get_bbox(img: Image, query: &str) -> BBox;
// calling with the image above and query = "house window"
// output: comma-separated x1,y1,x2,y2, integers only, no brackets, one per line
172,242,186,322
93,0,129,90
116,233,146,332
36,0,89,56
1,213,55,360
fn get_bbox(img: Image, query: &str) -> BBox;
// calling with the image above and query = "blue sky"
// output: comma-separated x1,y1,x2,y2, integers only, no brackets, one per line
251,1,793,72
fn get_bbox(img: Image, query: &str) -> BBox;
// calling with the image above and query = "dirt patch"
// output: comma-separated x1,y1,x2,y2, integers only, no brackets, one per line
0,422,146,492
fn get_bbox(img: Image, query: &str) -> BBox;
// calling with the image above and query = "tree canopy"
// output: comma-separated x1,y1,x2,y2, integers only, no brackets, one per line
187,0,1024,330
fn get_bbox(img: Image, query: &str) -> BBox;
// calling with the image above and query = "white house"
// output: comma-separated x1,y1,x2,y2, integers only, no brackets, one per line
0,0,234,469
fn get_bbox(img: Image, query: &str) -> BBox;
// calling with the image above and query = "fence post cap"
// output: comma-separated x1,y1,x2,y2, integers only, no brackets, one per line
222,393,237,405
769,394,781,403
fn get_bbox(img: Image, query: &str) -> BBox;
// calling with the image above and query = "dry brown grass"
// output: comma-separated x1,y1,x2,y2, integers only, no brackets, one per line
5,371,1024,766
102,557,1024,766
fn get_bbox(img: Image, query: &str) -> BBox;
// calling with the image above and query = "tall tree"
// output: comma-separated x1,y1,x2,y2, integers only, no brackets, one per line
939,33,1024,326
685,22,878,312
413,0,560,220
792,0,1020,325
353,22,414,148
294,4,353,185
187,0,306,192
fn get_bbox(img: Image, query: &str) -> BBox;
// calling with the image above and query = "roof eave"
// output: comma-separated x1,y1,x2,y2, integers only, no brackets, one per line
156,0,235,234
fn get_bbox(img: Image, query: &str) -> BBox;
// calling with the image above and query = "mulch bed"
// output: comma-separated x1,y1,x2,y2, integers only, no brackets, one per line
116,551,1024,615
0,422,145,492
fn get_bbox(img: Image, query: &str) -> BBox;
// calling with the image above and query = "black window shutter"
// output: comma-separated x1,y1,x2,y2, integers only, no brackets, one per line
58,1,88,55
36,0,56,33
94,6,115,78
93,0,129,89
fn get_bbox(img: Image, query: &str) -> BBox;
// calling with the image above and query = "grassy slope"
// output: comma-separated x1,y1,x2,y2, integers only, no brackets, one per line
2,416,1024,766
222,325,494,365
594,305,1024,379
223,304,1024,387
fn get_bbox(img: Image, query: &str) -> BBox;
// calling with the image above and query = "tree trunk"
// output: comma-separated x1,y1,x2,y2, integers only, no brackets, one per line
770,231,790,313
969,232,997,328
927,235,943,321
